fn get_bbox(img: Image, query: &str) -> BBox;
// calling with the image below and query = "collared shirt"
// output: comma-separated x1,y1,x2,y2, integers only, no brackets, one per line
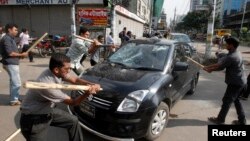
66,38,90,69
106,35,114,45
19,33,30,48
90,47,101,63
21,69,70,114
0,34,19,65
218,50,246,86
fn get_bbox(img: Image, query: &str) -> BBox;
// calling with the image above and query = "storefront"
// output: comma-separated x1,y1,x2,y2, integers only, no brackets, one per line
0,0,74,36
0,0,145,43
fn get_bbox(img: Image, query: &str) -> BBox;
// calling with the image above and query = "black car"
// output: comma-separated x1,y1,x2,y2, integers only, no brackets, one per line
68,39,200,141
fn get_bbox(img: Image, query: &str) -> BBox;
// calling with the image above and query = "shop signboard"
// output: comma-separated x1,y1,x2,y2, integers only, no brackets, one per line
0,0,70,5
78,8,108,27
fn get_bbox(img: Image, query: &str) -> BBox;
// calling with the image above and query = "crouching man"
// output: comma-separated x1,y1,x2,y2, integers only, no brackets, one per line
20,53,101,141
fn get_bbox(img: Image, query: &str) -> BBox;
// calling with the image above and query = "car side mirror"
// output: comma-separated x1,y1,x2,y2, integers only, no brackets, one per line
173,62,189,71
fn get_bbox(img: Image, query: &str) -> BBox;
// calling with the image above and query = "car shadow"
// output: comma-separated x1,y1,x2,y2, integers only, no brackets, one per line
0,93,10,105
167,118,208,128
28,64,49,68
0,93,25,106
13,103,107,141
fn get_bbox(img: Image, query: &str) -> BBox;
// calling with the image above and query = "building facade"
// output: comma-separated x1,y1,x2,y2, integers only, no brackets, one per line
0,0,146,44
222,0,250,30
190,0,202,11
215,0,224,26
125,0,151,24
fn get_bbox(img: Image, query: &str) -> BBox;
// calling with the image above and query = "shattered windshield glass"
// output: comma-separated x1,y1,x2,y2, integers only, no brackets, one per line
108,43,170,71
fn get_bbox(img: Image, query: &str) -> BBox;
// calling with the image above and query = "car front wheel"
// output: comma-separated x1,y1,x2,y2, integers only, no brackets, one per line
145,102,169,141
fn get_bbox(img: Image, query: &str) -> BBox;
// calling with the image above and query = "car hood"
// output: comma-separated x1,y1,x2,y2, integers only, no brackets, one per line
81,62,163,100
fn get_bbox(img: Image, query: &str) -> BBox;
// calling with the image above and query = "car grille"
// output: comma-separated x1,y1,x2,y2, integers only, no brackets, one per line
77,90,113,109
91,96,112,107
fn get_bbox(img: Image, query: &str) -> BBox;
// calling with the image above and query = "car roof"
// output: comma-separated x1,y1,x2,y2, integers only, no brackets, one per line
127,38,178,45
170,33,188,36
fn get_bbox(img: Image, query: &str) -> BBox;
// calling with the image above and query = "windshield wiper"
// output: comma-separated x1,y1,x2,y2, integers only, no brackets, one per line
109,61,130,68
133,67,161,71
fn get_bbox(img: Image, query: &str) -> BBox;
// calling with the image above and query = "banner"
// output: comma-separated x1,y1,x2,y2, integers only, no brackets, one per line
0,0,70,5
78,8,108,27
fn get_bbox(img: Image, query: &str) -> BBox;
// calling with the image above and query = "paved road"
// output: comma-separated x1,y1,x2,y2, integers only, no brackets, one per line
0,44,250,141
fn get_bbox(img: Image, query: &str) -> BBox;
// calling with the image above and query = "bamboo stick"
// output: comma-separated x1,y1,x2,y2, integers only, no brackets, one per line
241,51,250,54
23,81,91,91
26,33,48,53
73,35,111,48
185,56,204,69
73,34,95,43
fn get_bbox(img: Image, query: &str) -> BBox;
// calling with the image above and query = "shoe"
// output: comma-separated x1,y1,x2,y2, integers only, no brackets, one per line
10,100,22,106
232,120,246,125
208,117,224,125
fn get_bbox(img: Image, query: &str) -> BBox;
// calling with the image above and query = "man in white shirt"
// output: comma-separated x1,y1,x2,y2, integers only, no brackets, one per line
66,27,100,75
0,26,6,40
20,28,34,62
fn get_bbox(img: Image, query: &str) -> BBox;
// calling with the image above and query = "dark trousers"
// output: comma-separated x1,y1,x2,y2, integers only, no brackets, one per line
241,73,250,98
217,84,246,123
22,44,34,62
20,108,83,141
90,59,97,66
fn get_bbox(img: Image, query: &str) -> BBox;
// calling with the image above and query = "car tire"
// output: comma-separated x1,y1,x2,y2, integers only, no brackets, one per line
145,102,169,141
187,73,199,95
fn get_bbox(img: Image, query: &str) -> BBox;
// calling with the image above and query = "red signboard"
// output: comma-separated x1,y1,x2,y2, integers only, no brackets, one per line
0,0,8,5
78,8,108,27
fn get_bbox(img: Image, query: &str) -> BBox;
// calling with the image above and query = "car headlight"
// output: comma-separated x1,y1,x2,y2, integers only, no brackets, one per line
117,90,149,112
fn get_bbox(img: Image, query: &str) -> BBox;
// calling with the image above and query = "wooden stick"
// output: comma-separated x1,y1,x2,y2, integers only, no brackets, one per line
4,128,21,141
241,51,250,54
26,33,48,53
185,56,204,69
73,34,94,43
23,81,93,91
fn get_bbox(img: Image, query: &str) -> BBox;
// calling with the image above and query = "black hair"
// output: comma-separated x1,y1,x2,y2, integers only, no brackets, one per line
154,32,160,36
225,37,240,49
127,31,132,35
49,53,70,71
79,27,89,35
21,28,27,32
5,23,18,33
97,35,104,40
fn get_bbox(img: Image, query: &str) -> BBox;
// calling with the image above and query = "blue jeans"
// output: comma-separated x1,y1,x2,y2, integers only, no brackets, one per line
3,65,21,102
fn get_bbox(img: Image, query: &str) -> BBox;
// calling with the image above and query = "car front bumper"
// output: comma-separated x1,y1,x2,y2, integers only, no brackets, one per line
68,106,136,141
68,105,156,140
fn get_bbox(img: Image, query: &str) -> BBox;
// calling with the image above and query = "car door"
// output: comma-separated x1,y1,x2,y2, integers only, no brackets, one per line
170,44,190,102
183,43,196,83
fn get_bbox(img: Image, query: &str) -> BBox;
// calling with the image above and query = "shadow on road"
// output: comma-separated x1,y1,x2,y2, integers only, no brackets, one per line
0,94,9,105
167,118,208,128
28,64,49,68
0,94,25,106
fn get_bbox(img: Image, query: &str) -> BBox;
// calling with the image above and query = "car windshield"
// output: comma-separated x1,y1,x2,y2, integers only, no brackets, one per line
171,34,191,42
108,43,170,71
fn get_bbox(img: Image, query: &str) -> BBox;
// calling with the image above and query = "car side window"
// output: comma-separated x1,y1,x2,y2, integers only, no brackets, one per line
174,45,187,62
183,44,192,57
